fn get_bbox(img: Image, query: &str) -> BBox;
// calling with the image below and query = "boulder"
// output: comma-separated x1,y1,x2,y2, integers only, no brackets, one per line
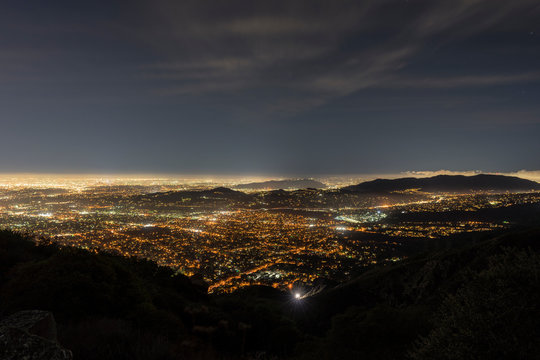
0,310,58,341
0,310,72,360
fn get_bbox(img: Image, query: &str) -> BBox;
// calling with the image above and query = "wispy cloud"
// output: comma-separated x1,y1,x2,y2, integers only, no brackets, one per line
386,72,540,89
128,0,540,114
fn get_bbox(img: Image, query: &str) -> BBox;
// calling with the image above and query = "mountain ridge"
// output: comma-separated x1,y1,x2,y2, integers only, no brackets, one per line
234,179,326,190
342,174,540,193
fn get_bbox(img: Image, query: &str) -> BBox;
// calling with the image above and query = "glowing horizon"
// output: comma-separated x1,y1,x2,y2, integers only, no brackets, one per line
0,170,539,190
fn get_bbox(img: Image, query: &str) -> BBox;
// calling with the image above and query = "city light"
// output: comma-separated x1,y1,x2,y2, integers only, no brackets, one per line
0,175,537,293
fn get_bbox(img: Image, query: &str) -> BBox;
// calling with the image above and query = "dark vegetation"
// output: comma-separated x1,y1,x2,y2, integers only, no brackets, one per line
388,202,540,225
1,227,539,359
135,187,252,204
296,227,540,359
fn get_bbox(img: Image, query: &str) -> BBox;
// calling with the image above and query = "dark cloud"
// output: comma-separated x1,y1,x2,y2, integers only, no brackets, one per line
0,0,539,173
118,0,539,117
386,71,540,89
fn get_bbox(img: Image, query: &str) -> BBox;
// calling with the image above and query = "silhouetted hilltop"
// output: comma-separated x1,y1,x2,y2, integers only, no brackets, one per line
0,230,300,359
389,202,540,225
342,174,540,193
0,230,211,359
295,227,540,359
137,186,253,203
235,179,326,190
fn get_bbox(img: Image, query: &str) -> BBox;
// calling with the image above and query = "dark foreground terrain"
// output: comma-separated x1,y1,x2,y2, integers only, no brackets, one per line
1,226,539,359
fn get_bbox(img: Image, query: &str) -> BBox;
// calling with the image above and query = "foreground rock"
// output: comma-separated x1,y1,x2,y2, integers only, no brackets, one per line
0,310,72,360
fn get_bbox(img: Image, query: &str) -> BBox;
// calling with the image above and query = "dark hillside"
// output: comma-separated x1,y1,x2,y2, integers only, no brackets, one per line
0,231,211,359
138,187,253,202
343,174,540,193
294,227,540,359
234,179,326,190
0,231,302,359
1,227,539,359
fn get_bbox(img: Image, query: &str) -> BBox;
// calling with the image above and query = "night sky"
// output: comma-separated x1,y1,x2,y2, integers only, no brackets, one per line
1,0,539,175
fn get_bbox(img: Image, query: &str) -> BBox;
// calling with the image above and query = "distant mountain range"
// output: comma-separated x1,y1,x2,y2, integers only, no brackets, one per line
234,179,326,190
342,174,540,193
136,186,252,203
134,174,540,207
